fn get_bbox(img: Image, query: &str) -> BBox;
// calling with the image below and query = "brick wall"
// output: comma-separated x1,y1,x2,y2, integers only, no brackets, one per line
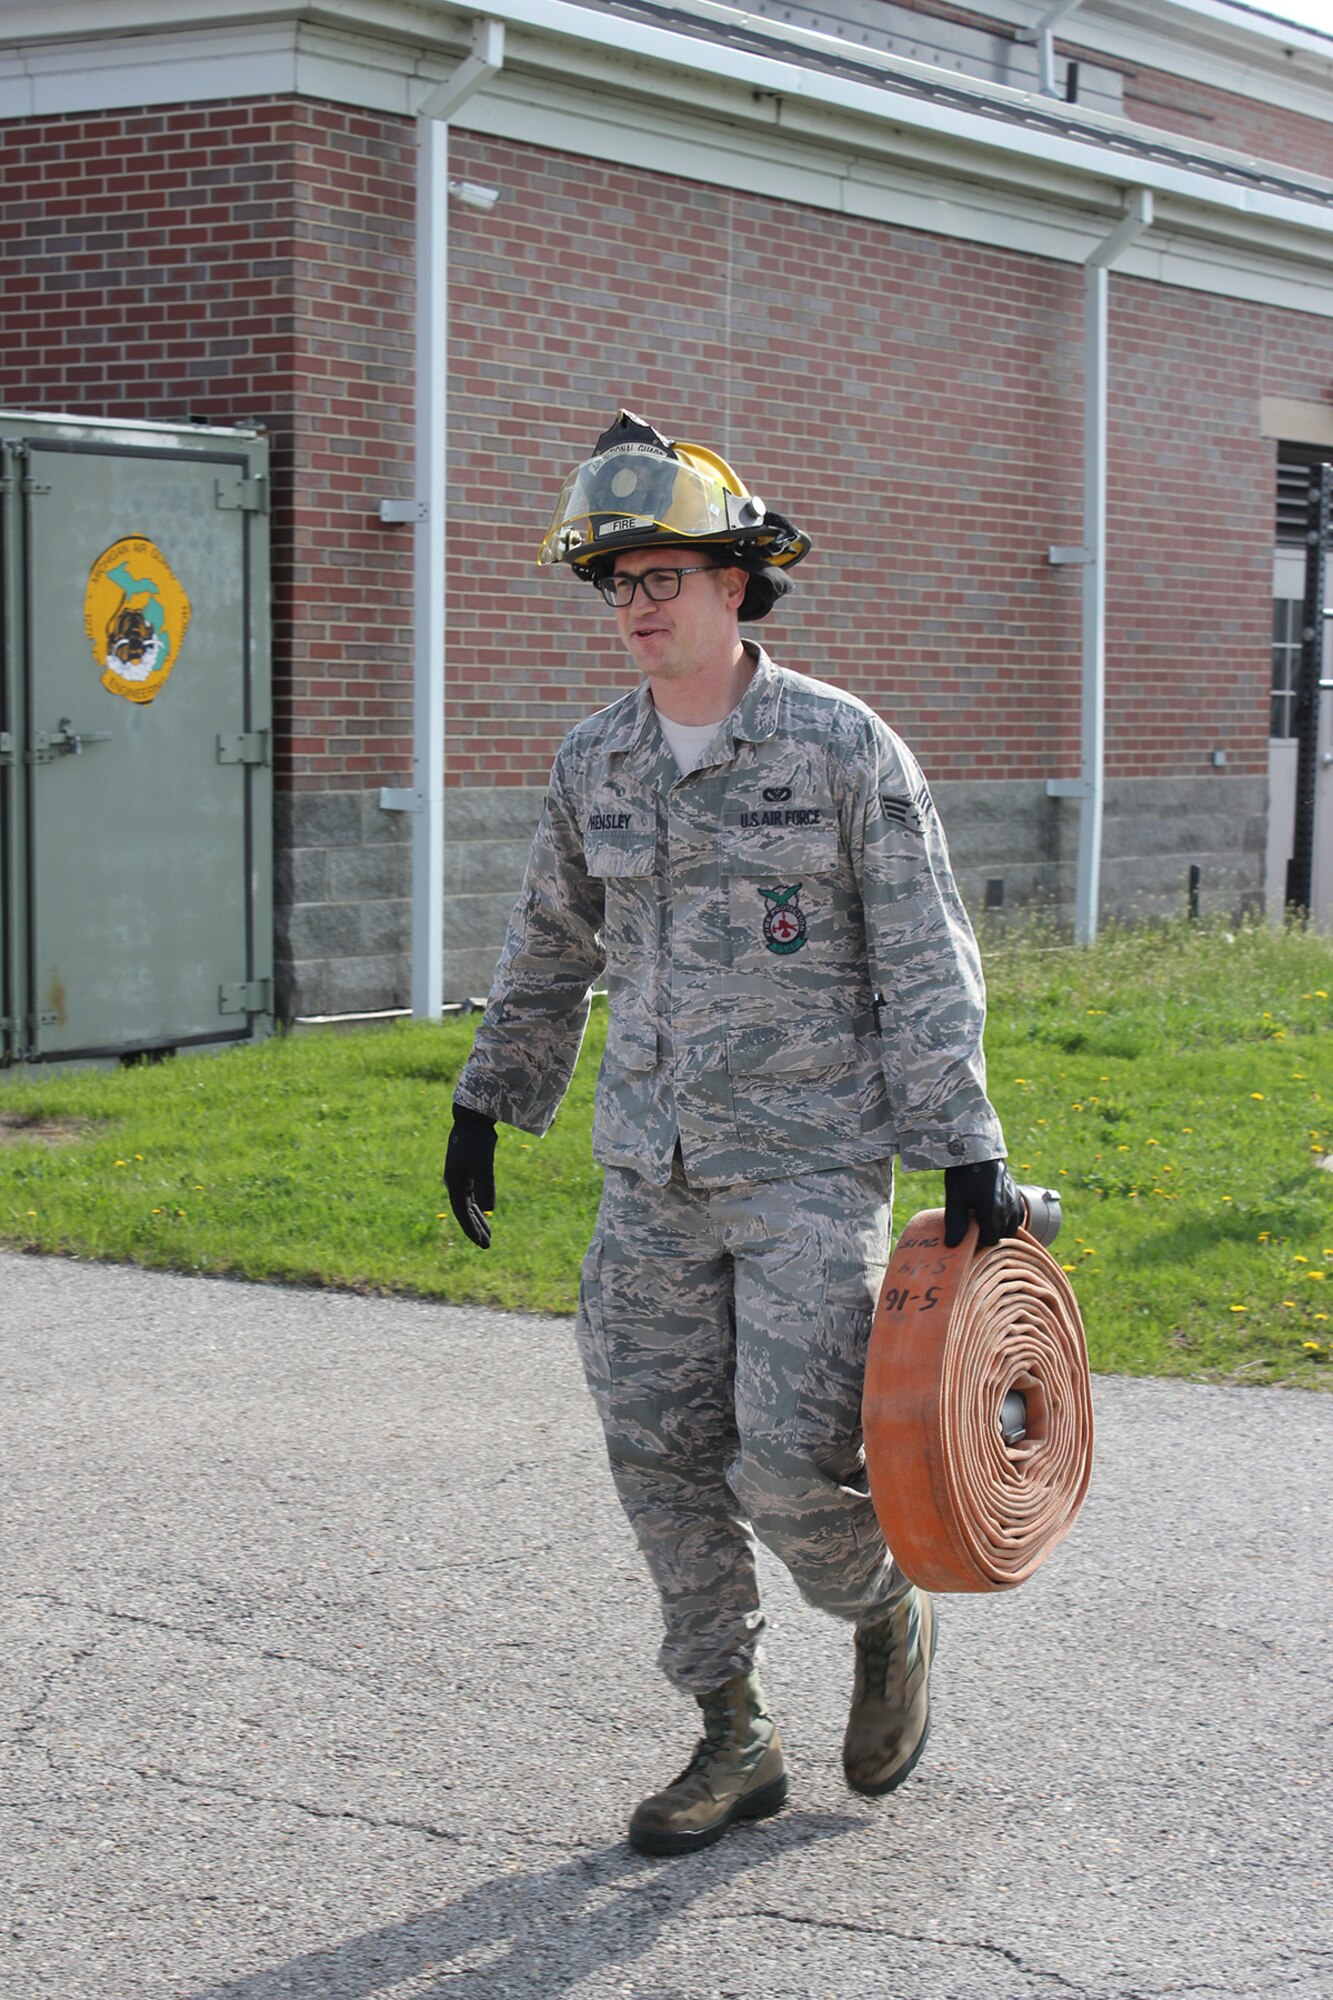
2,92,1328,1006
0,97,419,1012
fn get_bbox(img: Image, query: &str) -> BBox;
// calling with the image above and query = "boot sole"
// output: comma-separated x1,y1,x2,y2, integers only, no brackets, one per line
844,1600,940,1799
627,1771,790,1858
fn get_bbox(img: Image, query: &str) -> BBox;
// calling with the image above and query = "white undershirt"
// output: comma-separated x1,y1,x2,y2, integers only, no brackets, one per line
655,710,724,776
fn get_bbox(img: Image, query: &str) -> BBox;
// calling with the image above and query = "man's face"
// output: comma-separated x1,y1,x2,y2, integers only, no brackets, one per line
610,547,745,680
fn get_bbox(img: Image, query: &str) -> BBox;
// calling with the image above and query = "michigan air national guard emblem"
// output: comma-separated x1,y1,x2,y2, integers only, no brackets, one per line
84,536,192,706
760,881,807,954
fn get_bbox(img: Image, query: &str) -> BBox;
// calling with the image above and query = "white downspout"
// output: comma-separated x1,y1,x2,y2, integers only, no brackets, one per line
381,19,504,1019
1018,0,1086,99
1047,189,1153,946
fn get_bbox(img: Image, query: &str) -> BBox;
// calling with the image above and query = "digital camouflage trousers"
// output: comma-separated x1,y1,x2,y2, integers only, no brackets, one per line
575,1151,909,1694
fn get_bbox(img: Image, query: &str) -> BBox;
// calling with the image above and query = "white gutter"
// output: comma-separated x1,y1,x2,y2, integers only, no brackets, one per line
380,16,504,1019
1046,188,1154,946
422,0,1333,248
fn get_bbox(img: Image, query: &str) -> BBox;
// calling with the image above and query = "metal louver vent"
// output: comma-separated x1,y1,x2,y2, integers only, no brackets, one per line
1278,448,1331,544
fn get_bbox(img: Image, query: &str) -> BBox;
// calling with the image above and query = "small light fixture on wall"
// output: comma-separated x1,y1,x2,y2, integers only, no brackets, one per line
449,180,501,211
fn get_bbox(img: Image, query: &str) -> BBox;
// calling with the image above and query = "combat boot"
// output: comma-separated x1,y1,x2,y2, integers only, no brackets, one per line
628,1670,788,1856
842,1586,937,1796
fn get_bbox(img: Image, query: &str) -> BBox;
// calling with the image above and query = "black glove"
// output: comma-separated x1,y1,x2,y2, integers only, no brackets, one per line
943,1158,1025,1250
443,1105,498,1250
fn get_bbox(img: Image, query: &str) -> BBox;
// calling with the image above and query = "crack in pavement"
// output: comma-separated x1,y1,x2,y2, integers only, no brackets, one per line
128,1762,461,1843
748,1908,1087,1990
15,1589,411,1691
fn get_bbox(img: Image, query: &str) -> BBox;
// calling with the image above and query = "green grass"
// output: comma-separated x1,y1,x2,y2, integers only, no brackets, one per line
0,918,1331,1385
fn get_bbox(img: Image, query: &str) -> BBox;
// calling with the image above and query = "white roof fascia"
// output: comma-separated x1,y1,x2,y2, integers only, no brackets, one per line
970,1,1333,124
2,0,1331,252
459,0,1333,236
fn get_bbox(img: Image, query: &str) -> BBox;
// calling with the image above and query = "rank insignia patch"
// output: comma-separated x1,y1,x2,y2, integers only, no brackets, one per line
759,882,808,955
880,786,931,834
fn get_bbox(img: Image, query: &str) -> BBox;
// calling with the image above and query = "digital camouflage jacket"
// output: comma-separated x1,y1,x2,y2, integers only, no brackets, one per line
455,646,1006,1186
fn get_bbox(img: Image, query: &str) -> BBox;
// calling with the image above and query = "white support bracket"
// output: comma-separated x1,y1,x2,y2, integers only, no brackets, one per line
1046,778,1093,799
379,499,429,524
380,787,425,814
1048,545,1092,566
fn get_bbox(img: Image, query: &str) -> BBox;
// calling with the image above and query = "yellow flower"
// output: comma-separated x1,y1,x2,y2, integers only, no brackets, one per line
1117,1144,1130,1152
25,1209,36,1218
1257,1231,1270,1242
1013,1077,1028,1084
134,1152,144,1160
1317,990,1328,999
1147,1138,1159,1146
151,1209,162,1216
1072,1103,1084,1111
1250,1094,1264,1102
1229,1304,1247,1313
1294,1255,1309,1263
1182,1127,1193,1133
114,1159,126,1167
1306,1271,1326,1281
1316,1313,1330,1321
1061,1263,1076,1273
1303,1341,1323,1352
1282,1300,1297,1308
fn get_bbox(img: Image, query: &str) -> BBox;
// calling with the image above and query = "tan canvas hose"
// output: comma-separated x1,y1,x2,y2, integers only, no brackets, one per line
862,1207,1094,1592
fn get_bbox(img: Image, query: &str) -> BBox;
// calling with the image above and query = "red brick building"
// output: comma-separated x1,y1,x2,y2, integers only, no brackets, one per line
2,0,1332,1015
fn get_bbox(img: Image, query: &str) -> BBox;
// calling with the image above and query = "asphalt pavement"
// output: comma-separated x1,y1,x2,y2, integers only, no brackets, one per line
1,1250,1329,2000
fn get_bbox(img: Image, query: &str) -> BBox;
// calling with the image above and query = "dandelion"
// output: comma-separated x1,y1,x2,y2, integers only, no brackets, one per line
1306,1271,1326,1281
1294,1255,1309,1263
25,1209,36,1218
134,1153,144,1161
151,1208,162,1216
1061,1263,1077,1273
1182,1126,1193,1133
1013,1077,1028,1084
114,1159,126,1167
1117,1144,1130,1152
1258,1231,1270,1241
194,1184,204,1191
1147,1138,1160,1147
1317,990,1328,999
1316,1313,1330,1322
1222,1196,1233,1202
1282,1300,1297,1308
1072,1103,1084,1112
1250,1094,1264,1102
1229,1305,1248,1313
1303,1341,1323,1352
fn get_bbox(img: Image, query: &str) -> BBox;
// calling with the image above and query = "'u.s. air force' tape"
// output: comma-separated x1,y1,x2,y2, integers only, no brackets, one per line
862,1209,1094,1592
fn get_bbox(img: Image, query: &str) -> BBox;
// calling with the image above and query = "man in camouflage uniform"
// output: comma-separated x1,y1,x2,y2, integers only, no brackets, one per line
445,413,1021,1856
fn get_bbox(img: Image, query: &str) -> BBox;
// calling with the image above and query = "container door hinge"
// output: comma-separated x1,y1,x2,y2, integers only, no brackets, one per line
22,478,51,496
219,979,272,1015
0,731,13,766
217,730,271,766
216,472,268,514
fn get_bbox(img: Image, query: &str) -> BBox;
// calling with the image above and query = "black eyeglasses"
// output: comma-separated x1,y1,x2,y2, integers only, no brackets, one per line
596,565,719,607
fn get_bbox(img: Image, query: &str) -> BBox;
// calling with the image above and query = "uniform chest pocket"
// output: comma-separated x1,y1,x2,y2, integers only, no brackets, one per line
721,816,839,879
583,832,658,880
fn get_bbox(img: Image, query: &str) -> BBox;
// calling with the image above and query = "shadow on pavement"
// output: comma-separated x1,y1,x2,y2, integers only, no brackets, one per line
189,1810,865,2000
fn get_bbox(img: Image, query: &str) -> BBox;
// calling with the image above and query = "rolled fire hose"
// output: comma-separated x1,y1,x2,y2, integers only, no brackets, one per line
862,1187,1093,1592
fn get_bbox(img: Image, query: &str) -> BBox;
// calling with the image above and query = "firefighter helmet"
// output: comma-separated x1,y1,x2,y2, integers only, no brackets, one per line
538,411,811,574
